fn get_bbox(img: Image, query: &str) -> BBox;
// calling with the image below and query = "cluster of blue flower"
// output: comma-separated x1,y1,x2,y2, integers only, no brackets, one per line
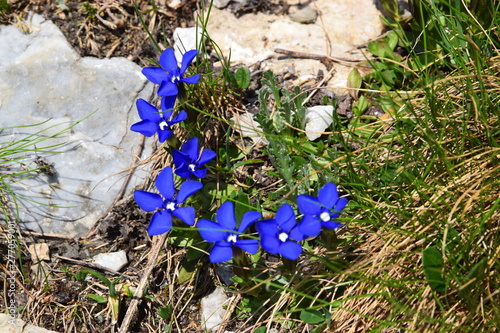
131,48,348,264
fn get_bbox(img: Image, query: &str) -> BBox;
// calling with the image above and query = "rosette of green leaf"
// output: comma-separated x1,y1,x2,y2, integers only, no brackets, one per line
76,269,121,322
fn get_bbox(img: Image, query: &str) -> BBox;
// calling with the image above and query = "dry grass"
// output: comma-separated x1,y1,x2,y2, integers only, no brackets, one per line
329,58,500,332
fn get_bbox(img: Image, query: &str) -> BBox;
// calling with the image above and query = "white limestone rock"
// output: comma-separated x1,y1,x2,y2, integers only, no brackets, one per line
231,112,268,146
206,0,383,92
0,14,154,237
0,314,58,333
305,105,335,141
200,287,231,332
173,26,203,63
93,250,128,272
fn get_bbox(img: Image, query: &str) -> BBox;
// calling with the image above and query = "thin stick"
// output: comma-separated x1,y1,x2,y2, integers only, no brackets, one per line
0,262,34,298
274,48,360,66
118,233,168,333
20,230,74,239
54,255,136,281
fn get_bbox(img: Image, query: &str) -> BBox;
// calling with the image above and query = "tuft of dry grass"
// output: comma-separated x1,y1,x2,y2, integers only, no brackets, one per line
330,57,500,332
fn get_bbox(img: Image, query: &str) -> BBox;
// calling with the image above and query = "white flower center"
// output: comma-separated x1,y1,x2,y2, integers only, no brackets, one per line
165,201,176,211
159,120,169,131
171,75,181,83
188,163,196,172
278,232,289,242
320,211,331,222
227,234,238,243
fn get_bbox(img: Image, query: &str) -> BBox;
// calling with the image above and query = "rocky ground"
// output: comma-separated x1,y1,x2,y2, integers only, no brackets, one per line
0,1,386,332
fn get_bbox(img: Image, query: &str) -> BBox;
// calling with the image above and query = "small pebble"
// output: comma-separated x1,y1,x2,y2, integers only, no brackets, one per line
93,250,128,272
288,5,318,24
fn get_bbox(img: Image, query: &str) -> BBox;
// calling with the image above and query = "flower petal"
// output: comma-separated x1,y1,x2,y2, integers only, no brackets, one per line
175,167,192,179
142,67,169,84
130,120,158,137
209,241,233,263
181,137,200,161
260,234,280,255
159,48,178,73
173,206,196,226
275,203,296,232
172,150,189,172
158,80,179,97
134,190,164,212
180,50,198,75
279,241,302,260
198,219,227,242
297,214,321,238
161,95,177,111
322,221,342,230
256,219,278,237
318,183,339,208
176,180,202,203
170,110,188,124
289,226,306,242
238,211,261,233
216,201,237,230
148,210,172,236
197,148,217,166
156,167,175,200
235,239,259,255
192,168,208,178
180,74,200,84
297,194,321,215
333,197,349,212
157,129,173,143
136,99,160,122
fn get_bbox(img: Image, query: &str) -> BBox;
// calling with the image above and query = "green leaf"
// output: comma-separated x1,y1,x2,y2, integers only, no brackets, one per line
387,30,399,51
422,246,446,292
223,68,237,87
442,228,461,252
253,327,267,333
299,309,324,324
347,67,362,99
352,95,368,116
235,191,250,222
88,294,108,303
56,0,69,11
158,305,173,320
177,259,198,284
235,67,251,89
186,243,208,260
460,257,487,296
310,324,327,333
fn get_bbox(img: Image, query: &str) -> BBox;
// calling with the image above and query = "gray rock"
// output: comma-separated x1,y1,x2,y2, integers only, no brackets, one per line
0,14,154,237
0,313,57,333
305,105,335,141
206,0,383,94
93,250,128,272
212,0,231,9
173,27,203,63
288,5,318,24
230,112,268,146
200,287,230,332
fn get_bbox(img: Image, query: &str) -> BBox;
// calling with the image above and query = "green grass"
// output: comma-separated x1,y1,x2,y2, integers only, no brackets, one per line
176,0,500,331
3,0,498,331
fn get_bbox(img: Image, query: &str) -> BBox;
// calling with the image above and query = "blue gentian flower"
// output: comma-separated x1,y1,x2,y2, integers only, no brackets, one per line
142,48,200,97
297,183,348,237
198,201,261,263
256,203,305,260
130,97,187,143
172,137,216,179
134,166,202,236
